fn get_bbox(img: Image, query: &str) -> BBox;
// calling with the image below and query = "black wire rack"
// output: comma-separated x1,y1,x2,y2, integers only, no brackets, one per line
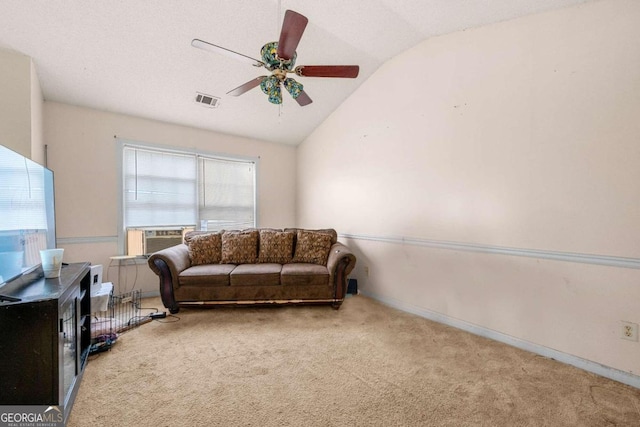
90,289,150,354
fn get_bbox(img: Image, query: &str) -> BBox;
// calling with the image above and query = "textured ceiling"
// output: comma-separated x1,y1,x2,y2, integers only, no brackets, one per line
0,0,596,145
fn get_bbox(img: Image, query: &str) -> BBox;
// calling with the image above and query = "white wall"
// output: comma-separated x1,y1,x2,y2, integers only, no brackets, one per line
297,0,640,376
44,102,296,294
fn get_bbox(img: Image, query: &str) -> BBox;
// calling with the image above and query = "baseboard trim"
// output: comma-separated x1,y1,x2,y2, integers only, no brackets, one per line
340,233,640,269
141,290,160,299
359,290,640,389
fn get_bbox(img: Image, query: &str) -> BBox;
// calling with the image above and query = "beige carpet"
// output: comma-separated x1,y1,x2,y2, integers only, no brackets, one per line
69,295,640,427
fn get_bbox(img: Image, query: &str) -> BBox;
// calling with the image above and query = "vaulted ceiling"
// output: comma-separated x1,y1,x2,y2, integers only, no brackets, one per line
0,0,595,145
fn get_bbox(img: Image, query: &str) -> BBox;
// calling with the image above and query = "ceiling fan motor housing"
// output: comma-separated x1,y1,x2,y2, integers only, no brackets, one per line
261,42,296,71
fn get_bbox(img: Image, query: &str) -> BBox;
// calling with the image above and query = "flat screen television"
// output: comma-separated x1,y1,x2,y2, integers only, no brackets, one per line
0,144,56,288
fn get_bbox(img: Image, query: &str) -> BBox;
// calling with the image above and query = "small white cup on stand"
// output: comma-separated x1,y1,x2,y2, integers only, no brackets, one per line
40,248,64,278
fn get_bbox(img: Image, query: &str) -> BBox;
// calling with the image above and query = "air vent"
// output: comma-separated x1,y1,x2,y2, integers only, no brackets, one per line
195,92,220,108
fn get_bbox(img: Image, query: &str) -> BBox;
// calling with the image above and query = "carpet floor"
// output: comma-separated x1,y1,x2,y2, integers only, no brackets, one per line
68,295,640,426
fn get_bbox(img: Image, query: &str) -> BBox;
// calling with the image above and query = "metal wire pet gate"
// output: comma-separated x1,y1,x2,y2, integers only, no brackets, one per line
90,289,150,354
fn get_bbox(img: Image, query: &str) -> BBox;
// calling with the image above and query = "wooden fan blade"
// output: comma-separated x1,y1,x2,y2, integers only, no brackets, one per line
294,90,313,106
192,39,264,68
277,10,308,60
227,77,267,96
295,65,360,78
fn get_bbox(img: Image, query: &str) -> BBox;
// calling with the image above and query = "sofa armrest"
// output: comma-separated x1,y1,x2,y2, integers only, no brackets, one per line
326,242,357,304
147,244,191,313
148,243,191,281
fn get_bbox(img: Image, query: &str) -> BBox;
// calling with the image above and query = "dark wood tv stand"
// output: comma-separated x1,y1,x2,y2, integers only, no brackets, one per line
0,262,91,425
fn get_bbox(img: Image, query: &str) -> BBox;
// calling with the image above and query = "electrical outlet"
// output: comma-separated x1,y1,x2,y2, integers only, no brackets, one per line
621,321,639,341
364,266,369,277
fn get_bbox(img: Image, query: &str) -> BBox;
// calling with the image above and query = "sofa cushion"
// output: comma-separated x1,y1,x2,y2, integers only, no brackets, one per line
185,232,222,265
281,263,330,286
221,230,258,264
258,230,294,264
291,230,332,265
179,264,235,287
285,228,337,245
230,263,282,286
184,230,222,241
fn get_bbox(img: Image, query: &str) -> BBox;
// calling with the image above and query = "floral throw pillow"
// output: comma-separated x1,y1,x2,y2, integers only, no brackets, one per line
187,232,222,265
292,230,332,265
258,230,294,264
221,230,259,264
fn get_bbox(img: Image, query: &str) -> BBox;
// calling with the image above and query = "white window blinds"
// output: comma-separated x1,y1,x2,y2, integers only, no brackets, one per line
199,157,255,230
122,145,256,230
0,154,48,230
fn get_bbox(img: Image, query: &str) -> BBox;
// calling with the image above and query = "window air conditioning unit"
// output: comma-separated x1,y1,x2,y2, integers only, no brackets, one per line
126,227,194,256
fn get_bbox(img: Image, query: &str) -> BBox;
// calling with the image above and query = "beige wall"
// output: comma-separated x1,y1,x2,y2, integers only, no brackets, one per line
0,48,43,161
297,0,640,375
44,102,296,294
29,60,44,165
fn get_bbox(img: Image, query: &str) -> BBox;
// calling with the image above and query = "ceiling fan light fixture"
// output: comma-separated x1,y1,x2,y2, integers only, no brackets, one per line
268,87,283,104
284,78,303,99
260,76,283,104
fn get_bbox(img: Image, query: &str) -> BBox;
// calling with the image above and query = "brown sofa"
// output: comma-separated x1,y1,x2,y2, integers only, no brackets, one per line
148,228,356,313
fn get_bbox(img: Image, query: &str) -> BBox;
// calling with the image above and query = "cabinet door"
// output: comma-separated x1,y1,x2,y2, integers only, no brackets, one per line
0,300,57,404
59,292,78,407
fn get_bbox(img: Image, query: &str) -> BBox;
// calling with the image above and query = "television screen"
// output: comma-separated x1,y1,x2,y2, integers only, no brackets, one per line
0,144,56,287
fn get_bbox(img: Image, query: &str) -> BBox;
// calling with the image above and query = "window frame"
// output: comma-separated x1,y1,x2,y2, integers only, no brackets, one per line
116,139,259,255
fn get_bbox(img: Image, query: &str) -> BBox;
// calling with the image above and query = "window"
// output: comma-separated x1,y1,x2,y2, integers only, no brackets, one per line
198,156,256,230
121,143,256,233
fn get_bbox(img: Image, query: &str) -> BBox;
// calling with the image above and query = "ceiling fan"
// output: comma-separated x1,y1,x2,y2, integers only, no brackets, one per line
192,10,359,107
